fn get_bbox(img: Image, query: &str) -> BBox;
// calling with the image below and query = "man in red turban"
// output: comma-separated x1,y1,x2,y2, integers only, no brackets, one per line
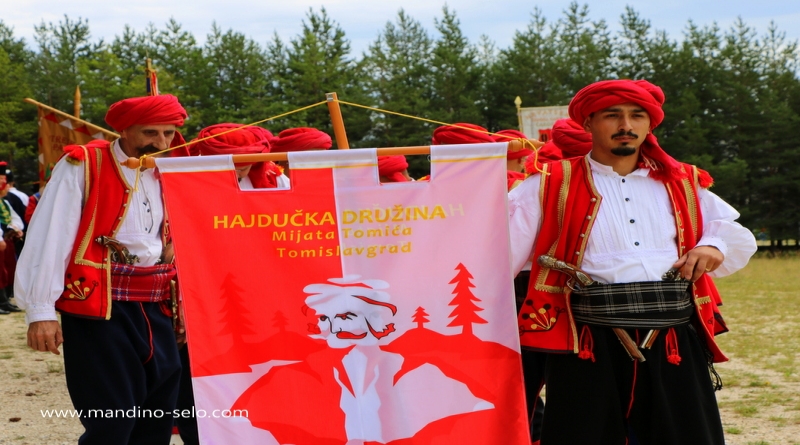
271,127,332,178
377,155,412,183
491,129,536,186
16,94,192,444
551,118,591,158
508,79,756,445
192,123,286,189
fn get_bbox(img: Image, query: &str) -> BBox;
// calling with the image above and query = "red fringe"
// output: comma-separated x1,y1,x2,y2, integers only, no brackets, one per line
578,325,596,362
63,144,88,161
697,168,714,188
665,327,682,365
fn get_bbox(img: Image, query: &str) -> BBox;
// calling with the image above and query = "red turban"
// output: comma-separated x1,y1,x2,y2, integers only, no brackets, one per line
378,155,409,182
194,124,272,156
192,123,279,188
569,80,665,129
104,94,187,132
492,129,534,160
551,119,592,158
271,127,332,153
568,79,685,182
432,123,494,145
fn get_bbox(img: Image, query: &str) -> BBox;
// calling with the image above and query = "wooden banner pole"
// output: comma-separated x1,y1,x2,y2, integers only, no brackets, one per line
326,92,350,149
123,141,523,170
74,86,81,118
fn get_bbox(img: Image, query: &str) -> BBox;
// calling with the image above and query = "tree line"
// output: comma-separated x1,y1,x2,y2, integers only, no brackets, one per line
0,3,798,243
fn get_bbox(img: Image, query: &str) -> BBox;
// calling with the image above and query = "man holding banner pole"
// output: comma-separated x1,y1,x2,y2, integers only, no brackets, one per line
15,94,188,445
509,79,756,444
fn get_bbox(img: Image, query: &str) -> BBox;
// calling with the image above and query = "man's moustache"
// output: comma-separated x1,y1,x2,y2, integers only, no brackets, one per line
335,331,368,339
611,131,639,139
137,144,161,155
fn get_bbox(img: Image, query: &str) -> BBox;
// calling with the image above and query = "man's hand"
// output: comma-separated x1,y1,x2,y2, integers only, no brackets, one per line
161,243,175,265
27,321,63,355
672,246,724,282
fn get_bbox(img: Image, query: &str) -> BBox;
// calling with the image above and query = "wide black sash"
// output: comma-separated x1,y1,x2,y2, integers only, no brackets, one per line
571,280,693,329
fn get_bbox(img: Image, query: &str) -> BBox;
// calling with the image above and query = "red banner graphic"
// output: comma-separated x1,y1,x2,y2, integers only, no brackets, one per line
156,145,528,445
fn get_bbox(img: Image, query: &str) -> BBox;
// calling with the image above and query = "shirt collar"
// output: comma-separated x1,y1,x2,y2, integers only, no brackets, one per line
112,139,126,163
586,153,651,178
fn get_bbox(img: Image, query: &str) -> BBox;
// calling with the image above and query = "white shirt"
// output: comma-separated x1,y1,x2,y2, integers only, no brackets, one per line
277,173,290,189
238,173,291,190
508,155,757,283
8,187,29,207
4,203,23,232
15,140,165,323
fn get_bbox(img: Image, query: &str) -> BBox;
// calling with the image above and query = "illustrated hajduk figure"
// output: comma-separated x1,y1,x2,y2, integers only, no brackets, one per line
232,275,492,445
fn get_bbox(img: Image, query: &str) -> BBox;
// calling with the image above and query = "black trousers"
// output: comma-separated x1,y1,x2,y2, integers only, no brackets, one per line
541,324,724,445
62,301,182,445
514,272,546,442
176,344,200,445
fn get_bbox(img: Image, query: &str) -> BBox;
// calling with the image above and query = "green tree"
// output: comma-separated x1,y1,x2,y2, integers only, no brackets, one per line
362,10,434,148
276,8,369,144
154,19,207,131
549,2,612,101
31,16,98,110
429,6,482,125
200,23,269,126
482,8,558,131
0,23,37,189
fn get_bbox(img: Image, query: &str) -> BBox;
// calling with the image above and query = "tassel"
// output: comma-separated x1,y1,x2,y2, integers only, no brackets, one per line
697,168,714,188
665,328,681,365
578,325,596,362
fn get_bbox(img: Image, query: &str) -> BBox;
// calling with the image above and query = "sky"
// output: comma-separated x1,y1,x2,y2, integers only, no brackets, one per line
5,0,800,56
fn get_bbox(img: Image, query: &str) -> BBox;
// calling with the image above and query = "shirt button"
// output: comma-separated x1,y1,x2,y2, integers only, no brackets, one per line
634,241,640,246
630,219,635,224
622,179,626,183
625,198,630,202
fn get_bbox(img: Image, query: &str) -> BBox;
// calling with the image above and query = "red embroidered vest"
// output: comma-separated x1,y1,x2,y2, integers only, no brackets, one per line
55,141,138,319
517,157,728,363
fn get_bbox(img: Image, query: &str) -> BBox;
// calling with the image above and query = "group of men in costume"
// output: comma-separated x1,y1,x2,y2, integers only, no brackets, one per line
0,163,26,315
15,77,755,445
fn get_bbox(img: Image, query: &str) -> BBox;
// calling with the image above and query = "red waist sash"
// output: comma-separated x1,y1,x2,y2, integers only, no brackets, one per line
110,263,176,303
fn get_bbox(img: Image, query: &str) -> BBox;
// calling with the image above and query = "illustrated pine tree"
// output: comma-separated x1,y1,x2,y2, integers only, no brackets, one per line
412,306,430,329
217,273,258,344
272,310,289,333
446,263,487,336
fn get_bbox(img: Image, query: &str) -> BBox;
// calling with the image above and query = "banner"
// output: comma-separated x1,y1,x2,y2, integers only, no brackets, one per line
519,105,570,142
156,144,528,445
36,106,116,184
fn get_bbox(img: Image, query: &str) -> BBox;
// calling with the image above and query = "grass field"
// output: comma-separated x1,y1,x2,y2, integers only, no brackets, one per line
713,255,800,443
0,256,797,444
716,255,800,379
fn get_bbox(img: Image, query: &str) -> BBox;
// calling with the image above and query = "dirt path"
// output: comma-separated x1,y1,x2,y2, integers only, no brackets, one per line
1,309,798,444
